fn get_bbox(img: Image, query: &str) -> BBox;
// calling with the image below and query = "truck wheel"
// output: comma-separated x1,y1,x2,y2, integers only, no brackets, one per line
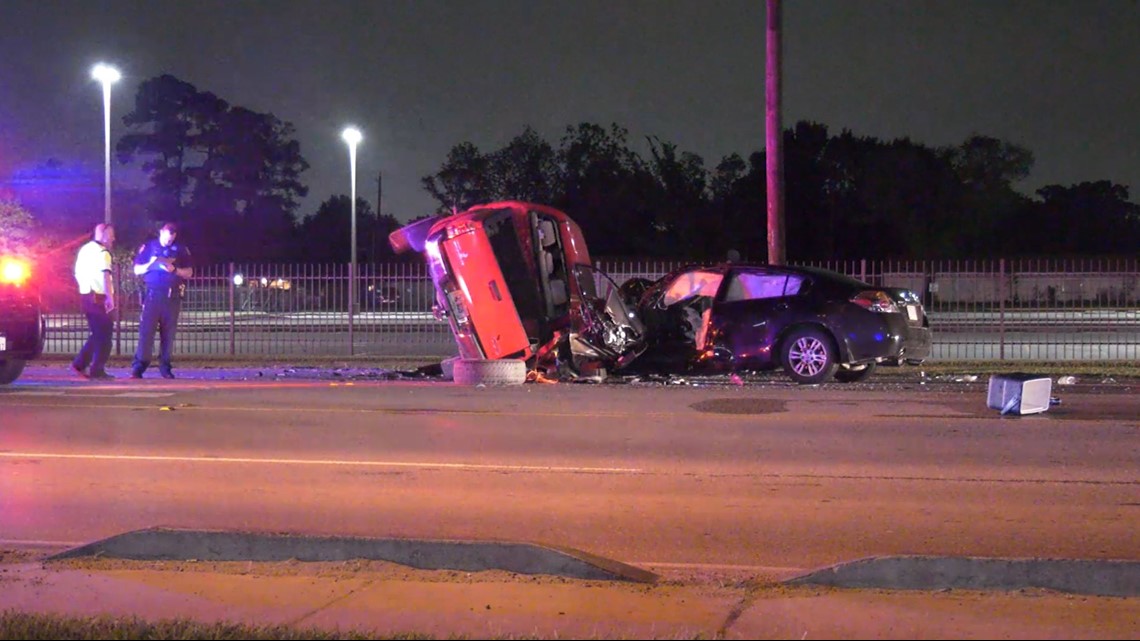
0,359,26,385
452,358,527,386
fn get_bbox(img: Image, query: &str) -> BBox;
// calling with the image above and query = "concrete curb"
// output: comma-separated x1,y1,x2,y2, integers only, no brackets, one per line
46,527,658,584
44,528,1140,596
788,554,1140,597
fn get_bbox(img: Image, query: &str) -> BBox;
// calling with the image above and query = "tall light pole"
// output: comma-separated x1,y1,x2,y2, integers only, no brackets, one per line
341,126,362,356
91,63,121,226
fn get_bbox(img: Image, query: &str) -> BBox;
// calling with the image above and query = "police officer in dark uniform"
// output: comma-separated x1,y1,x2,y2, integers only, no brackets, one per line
131,222,193,379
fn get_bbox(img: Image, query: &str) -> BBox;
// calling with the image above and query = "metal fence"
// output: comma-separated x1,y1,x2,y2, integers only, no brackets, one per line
41,258,1140,362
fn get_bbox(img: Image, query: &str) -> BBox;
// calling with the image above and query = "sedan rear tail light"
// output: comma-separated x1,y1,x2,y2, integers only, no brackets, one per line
850,290,899,313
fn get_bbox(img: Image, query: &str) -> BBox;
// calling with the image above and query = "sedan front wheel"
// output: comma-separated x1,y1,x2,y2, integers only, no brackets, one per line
780,328,838,384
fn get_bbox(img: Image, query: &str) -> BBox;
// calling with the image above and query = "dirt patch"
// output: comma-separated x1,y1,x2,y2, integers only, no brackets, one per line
690,398,787,415
0,549,41,564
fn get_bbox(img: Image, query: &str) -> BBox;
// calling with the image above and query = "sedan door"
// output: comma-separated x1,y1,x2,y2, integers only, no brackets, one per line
705,269,809,369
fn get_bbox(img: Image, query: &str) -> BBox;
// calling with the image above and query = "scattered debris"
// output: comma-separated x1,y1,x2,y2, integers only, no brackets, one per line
987,373,1053,416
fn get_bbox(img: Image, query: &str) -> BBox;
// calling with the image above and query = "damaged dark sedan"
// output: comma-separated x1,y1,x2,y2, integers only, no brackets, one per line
622,263,931,384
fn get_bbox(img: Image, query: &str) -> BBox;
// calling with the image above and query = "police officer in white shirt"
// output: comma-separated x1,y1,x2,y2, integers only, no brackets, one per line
72,223,116,379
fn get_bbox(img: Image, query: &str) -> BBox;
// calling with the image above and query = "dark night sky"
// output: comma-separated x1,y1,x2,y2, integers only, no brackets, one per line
1,0,1138,223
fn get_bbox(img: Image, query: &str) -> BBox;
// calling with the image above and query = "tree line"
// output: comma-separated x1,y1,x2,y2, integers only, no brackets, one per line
3,73,1137,265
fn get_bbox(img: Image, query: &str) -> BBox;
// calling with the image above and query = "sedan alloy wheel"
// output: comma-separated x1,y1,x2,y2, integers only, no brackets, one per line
781,327,838,384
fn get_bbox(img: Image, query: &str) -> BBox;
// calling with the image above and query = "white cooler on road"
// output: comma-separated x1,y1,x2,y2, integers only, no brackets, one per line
987,373,1053,415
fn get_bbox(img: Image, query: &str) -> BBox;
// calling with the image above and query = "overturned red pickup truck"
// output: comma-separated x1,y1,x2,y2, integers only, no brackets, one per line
389,201,646,384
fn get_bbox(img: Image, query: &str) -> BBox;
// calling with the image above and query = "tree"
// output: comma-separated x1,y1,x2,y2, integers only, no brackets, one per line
369,212,407,263
710,153,748,203
708,151,765,261
947,135,1034,188
943,135,1034,255
0,196,36,253
860,138,966,259
420,142,493,214
293,195,376,263
116,74,310,263
415,120,1140,261
117,75,215,218
644,136,709,257
1005,181,1140,256
555,123,653,256
487,127,561,205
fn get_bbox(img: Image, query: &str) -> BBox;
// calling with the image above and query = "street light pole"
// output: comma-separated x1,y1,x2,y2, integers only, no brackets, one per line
341,126,362,356
91,63,121,226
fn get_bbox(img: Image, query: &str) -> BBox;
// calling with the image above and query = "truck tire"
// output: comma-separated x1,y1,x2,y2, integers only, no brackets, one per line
440,356,461,380
452,358,527,386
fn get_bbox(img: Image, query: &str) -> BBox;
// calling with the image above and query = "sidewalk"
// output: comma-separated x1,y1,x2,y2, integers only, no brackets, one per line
2,534,1138,639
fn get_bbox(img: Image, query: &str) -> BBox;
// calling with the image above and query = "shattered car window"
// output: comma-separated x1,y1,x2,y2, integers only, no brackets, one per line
662,270,723,306
573,266,600,299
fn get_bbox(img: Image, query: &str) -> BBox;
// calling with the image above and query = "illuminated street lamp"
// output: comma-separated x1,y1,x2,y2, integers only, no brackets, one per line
91,63,121,225
341,126,362,355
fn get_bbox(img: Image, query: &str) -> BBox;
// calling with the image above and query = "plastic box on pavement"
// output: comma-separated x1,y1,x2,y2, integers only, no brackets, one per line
987,373,1053,415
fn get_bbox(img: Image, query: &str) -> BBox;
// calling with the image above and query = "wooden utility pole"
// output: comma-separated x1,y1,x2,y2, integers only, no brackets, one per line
375,170,383,261
766,0,785,265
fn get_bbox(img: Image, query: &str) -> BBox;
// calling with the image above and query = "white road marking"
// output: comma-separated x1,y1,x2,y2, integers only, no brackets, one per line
0,451,642,474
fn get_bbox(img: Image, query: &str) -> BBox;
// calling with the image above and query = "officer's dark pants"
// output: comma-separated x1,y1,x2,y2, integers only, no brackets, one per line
132,290,182,376
73,293,114,375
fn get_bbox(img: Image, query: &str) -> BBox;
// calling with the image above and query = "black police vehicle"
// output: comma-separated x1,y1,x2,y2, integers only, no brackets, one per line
0,252,46,384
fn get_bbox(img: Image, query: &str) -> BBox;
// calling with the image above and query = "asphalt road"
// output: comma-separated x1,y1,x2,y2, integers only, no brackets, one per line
2,364,1137,575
